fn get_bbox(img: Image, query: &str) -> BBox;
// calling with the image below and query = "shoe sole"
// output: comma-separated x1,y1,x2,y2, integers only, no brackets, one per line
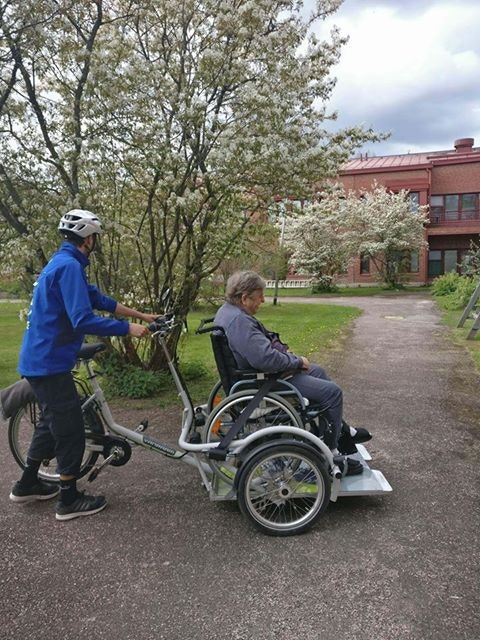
9,489,60,503
55,501,107,521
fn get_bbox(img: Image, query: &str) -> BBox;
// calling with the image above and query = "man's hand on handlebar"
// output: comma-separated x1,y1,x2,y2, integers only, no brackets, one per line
140,312,159,324
128,323,151,338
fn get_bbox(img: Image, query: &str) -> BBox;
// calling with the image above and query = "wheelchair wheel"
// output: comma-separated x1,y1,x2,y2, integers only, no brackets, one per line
206,379,225,414
203,390,303,484
8,400,103,483
236,440,330,536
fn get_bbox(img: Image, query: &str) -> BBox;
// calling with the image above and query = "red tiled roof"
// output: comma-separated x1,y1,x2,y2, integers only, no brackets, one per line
342,147,479,173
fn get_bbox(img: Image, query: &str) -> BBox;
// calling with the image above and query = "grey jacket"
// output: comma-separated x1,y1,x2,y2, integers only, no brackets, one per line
214,302,303,373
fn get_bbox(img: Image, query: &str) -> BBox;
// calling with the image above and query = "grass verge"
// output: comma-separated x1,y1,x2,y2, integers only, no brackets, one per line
265,285,430,298
434,297,480,372
0,302,24,389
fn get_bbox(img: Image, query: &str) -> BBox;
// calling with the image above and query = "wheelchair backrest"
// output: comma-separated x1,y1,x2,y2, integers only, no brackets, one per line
210,329,243,394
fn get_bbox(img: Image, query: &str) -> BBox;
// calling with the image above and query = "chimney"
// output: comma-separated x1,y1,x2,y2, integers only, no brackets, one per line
454,138,474,153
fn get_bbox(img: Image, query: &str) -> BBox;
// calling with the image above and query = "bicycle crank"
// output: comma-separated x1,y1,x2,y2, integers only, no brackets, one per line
88,436,132,482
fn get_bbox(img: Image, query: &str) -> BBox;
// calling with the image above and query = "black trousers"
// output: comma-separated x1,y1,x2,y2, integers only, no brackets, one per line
26,372,85,477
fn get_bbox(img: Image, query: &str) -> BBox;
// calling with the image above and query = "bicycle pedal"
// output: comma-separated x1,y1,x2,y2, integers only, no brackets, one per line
135,420,148,433
87,451,117,482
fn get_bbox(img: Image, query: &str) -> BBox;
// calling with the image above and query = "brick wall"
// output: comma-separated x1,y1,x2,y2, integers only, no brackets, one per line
431,163,480,194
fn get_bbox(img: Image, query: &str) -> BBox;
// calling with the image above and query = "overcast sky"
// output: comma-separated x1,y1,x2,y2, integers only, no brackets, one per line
308,0,480,157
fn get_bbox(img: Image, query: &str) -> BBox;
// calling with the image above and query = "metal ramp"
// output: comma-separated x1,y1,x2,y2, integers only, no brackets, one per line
334,444,392,498
457,282,480,339
337,467,392,497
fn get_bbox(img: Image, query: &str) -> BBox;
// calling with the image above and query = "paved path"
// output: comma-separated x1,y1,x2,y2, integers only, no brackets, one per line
1,294,479,640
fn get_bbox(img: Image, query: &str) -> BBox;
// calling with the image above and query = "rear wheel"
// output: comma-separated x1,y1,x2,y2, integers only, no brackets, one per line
236,440,330,536
8,401,103,483
206,379,225,414
203,391,303,484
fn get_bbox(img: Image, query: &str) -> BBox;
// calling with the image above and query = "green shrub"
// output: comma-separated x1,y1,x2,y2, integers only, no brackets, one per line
441,276,476,310
0,279,25,298
180,359,209,381
98,353,169,398
431,272,462,297
311,277,338,293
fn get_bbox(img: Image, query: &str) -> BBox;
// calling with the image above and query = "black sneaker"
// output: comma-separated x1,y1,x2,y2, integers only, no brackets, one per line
338,458,364,477
55,492,107,521
352,428,372,444
10,480,60,503
348,459,364,476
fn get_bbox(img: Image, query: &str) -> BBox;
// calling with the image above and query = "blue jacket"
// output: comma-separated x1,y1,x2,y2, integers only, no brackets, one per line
214,302,303,373
18,242,129,376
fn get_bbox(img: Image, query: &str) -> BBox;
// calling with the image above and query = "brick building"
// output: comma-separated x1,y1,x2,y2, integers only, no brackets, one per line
337,137,480,284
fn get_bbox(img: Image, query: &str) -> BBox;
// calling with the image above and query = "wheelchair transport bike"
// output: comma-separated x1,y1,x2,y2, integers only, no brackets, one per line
2,312,392,536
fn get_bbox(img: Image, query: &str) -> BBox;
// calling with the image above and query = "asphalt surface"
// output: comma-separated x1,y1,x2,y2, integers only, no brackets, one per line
1,294,479,640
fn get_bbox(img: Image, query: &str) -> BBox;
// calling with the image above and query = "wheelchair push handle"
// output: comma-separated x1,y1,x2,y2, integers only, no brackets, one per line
196,317,220,335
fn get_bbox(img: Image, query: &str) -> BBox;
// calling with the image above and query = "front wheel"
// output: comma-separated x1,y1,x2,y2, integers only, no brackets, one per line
236,440,331,536
8,401,103,483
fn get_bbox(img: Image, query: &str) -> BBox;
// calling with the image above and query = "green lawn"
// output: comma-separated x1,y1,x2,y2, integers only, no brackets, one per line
266,285,430,298
0,302,25,389
433,297,480,371
0,301,361,404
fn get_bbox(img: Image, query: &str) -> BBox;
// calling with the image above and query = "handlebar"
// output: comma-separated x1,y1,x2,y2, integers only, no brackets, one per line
148,313,175,336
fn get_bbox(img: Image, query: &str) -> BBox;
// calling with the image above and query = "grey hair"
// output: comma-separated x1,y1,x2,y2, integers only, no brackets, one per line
225,271,266,305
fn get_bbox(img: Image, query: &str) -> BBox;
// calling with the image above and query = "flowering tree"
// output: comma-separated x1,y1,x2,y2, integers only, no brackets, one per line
350,185,428,288
283,186,355,290
0,0,384,365
284,184,428,289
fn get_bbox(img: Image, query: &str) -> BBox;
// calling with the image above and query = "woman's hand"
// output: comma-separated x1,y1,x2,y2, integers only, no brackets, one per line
300,356,310,370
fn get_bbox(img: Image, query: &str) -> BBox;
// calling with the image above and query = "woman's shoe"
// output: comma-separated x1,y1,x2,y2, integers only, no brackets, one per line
352,428,372,444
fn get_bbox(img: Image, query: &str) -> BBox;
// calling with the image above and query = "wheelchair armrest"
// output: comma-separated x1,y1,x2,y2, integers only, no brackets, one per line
233,369,280,381
230,376,308,410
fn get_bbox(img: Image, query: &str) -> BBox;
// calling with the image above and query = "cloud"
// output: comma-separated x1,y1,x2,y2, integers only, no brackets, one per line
310,0,480,154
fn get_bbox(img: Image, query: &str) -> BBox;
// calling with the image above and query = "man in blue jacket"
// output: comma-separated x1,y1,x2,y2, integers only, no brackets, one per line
10,209,157,520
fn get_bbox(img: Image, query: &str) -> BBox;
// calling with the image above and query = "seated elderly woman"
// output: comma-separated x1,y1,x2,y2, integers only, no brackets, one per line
214,270,372,476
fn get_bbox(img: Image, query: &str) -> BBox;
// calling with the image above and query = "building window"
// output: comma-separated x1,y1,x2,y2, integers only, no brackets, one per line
408,192,420,212
445,195,459,221
409,251,419,273
444,249,458,272
360,253,370,274
429,193,479,223
430,196,444,223
428,250,443,276
462,194,476,220
394,250,419,273
428,249,461,276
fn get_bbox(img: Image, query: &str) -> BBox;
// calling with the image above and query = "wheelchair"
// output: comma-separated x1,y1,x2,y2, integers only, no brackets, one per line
196,319,391,496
